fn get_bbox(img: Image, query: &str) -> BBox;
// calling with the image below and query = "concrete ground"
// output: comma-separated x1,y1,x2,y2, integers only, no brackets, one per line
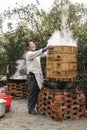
0,99,87,130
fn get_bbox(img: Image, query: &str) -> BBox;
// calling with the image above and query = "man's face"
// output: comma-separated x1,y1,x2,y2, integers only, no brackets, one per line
28,42,36,51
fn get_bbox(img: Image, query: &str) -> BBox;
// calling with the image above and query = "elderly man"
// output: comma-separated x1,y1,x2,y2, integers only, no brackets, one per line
26,41,53,115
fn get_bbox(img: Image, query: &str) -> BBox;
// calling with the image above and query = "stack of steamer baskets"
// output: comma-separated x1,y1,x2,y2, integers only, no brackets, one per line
46,45,78,88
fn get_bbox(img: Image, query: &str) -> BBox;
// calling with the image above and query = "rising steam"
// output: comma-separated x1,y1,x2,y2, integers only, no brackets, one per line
47,3,77,47
10,54,27,79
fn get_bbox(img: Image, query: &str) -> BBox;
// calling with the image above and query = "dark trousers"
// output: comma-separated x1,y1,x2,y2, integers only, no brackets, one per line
27,72,39,111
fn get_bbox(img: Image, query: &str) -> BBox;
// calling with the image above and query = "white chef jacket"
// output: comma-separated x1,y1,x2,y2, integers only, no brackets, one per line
26,49,47,89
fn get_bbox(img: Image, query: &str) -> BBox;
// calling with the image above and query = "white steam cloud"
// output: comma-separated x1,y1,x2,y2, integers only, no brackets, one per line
47,29,77,47
47,3,77,47
10,54,27,79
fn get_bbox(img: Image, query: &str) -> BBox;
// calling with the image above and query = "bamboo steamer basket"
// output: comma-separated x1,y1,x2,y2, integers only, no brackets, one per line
46,46,78,81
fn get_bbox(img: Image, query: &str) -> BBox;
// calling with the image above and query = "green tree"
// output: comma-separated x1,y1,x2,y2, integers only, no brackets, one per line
0,0,87,79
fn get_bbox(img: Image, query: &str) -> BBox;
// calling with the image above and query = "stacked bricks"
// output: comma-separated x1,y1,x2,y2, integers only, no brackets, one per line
7,82,28,98
38,87,86,120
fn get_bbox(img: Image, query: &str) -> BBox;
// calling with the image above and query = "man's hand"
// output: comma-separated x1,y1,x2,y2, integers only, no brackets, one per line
44,45,54,51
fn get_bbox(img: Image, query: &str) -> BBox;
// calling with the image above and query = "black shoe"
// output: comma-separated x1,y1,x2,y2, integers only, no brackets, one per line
28,110,38,115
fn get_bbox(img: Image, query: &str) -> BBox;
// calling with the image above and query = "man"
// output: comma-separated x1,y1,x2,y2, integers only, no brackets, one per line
26,41,53,115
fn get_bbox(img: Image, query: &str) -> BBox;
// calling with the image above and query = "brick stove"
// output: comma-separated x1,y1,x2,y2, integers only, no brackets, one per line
38,87,86,120
7,79,28,98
